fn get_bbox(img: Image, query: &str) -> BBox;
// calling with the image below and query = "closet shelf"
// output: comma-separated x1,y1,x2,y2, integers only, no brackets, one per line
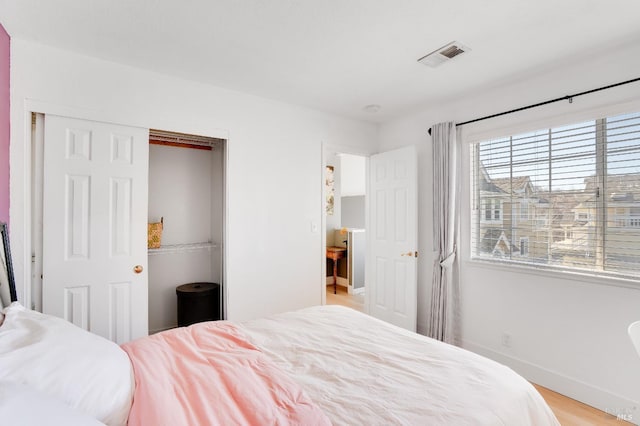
148,242,218,256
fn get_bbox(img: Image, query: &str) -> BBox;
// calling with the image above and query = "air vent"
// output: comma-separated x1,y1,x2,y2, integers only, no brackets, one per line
418,41,471,68
439,45,465,59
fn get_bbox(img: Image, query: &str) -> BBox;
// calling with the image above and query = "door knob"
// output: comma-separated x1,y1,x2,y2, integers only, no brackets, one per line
401,251,418,258
133,265,143,274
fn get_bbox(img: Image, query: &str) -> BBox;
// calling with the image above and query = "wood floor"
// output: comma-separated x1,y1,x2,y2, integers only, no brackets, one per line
325,284,364,312
324,287,629,426
534,384,632,425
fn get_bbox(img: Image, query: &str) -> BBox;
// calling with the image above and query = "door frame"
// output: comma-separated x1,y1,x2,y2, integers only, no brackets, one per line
320,142,373,311
16,100,231,318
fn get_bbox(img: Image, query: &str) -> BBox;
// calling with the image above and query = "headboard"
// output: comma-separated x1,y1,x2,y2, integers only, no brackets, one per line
0,222,18,305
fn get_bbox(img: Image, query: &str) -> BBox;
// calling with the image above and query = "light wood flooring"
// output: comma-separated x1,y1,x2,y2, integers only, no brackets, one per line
325,284,364,312
534,384,631,425
325,286,629,425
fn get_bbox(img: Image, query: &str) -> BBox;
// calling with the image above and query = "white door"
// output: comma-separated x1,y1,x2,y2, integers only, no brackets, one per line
367,146,418,331
43,115,149,344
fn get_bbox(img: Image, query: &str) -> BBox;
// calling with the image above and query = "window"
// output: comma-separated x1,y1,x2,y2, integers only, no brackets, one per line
472,111,640,279
481,199,502,222
577,212,589,220
613,207,640,228
520,237,529,256
484,200,492,221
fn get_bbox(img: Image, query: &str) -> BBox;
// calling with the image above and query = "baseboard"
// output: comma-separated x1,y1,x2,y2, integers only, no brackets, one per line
463,340,639,424
325,276,348,287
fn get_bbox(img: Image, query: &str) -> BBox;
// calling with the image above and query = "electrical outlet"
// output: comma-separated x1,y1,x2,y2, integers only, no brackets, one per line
501,332,512,348
310,221,319,233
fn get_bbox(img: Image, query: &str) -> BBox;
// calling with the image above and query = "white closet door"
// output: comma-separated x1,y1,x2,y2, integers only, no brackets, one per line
368,146,418,332
42,115,149,343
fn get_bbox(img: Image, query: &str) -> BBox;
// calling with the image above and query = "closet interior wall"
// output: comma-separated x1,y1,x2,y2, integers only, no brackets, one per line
147,131,224,334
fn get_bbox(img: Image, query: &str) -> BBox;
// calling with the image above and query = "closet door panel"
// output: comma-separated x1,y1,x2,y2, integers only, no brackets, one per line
43,114,149,343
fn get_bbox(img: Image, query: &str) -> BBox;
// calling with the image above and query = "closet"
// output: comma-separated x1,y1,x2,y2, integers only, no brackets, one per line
34,115,226,342
147,130,225,334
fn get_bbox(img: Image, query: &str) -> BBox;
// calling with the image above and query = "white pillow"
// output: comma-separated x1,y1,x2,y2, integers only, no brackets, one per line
0,381,105,425
0,303,134,425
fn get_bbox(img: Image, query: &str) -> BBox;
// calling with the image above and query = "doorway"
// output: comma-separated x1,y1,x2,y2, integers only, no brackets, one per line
146,129,226,334
324,151,367,312
321,145,419,331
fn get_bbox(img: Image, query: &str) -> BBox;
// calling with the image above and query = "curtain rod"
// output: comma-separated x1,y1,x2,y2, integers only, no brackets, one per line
427,76,640,136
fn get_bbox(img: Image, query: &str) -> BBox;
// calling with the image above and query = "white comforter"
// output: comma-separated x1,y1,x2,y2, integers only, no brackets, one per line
239,305,559,426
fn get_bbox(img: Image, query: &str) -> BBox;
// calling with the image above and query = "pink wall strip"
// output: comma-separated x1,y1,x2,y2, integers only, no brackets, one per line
0,23,9,226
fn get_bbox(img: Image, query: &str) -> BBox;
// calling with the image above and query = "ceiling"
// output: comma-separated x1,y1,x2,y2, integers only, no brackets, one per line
1,0,640,123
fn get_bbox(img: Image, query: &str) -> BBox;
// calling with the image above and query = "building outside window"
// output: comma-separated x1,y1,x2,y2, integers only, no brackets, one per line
520,200,529,220
471,111,640,279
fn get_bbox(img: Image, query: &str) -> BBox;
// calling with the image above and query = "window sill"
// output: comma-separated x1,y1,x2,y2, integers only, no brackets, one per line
464,257,640,290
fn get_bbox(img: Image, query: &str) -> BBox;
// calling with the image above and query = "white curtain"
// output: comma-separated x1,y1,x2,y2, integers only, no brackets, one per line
428,122,461,345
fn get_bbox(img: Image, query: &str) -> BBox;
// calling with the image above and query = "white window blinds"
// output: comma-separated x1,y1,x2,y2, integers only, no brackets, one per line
471,111,640,279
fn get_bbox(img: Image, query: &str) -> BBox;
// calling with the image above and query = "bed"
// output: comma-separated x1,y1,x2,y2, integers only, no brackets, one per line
0,222,560,425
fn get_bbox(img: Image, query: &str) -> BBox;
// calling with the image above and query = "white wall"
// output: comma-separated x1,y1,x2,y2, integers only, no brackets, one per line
341,196,365,229
339,153,366,228
340,153,366,196
9,39,378,322
147,144,222,333
379,39,640,419
148,250,216,333
148,144,213,246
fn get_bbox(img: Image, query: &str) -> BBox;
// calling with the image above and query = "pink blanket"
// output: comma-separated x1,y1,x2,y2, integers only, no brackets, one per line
122,322,330,426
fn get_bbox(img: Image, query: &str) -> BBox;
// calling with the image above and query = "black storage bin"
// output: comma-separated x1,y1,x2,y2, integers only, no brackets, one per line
176,282,221,327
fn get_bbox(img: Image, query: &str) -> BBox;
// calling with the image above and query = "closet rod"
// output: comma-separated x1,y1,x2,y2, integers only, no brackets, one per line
427,76,640,136
149,139,212,151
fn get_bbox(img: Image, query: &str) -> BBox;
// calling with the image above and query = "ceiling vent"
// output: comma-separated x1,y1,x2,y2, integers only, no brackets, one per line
418,41,471,68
